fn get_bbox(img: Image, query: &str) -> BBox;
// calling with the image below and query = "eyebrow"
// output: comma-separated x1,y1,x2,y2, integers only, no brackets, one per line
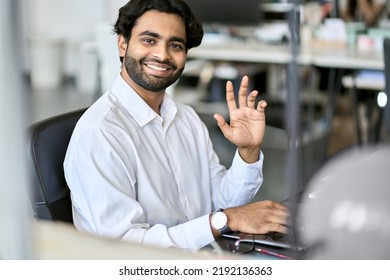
139,30,186,45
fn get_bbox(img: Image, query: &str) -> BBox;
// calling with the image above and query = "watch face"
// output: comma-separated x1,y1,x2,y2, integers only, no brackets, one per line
211,211,227,230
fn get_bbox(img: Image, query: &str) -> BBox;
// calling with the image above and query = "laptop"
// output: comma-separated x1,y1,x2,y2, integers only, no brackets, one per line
222,230,305,251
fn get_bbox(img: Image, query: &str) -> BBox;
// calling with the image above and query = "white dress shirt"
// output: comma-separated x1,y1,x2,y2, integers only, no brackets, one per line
64,75,264,250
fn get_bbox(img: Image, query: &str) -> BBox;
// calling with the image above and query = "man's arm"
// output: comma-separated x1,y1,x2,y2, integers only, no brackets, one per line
211,76,288,238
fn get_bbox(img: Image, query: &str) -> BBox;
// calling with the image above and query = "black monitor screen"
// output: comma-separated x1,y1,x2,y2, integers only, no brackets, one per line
186,0,262,27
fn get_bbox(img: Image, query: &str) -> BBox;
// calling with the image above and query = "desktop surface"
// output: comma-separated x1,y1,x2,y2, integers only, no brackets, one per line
189,38,384,69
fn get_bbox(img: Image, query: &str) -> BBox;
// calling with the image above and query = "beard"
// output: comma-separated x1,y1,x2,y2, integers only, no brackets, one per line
124,52,184,93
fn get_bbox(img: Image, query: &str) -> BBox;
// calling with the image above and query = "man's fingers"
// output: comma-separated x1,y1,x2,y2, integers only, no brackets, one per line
213,113,225,126
238,76,249,108
267,211,289,224
225,80,237,113
263,223,289,234
247,90,258,109
257,100,267,112
214,113,232,138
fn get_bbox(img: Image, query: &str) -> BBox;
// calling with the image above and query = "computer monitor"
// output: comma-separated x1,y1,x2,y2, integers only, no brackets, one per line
186,0,262,27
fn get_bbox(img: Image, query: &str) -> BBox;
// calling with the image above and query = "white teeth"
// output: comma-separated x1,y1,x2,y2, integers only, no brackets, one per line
147,64,167,71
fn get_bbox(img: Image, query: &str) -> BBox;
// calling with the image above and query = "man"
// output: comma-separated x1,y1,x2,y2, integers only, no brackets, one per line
64,0,288,251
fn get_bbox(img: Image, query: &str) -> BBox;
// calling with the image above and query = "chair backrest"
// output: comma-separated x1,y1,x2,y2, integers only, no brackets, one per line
27,107,87,223
384,38,390,137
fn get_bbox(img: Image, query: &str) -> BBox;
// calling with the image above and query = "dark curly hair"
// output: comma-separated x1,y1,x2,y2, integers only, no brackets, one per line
113,0,203,63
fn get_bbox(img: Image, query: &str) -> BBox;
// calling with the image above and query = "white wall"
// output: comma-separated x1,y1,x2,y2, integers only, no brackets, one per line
23,0,129,77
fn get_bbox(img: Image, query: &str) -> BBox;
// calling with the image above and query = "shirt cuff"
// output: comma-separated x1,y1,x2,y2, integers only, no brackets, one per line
183,214,215,251
235,149,263,165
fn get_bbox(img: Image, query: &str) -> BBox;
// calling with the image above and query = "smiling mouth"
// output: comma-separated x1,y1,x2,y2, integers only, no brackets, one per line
145,64,170,71
146,64,168,71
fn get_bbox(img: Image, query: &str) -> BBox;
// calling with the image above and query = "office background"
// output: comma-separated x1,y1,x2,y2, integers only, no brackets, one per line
1,0,389,259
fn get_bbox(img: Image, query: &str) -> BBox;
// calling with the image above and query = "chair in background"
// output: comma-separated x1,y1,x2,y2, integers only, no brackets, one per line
341,70,385,144
27,107,87,223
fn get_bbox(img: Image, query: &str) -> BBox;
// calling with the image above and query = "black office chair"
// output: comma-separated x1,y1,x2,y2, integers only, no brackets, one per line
27,107,87,224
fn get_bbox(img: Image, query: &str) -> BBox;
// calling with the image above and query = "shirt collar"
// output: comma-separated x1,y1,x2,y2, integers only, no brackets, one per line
110,74,177,128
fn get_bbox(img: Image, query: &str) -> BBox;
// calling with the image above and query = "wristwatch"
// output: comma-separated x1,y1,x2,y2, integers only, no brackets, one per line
210,208,230,234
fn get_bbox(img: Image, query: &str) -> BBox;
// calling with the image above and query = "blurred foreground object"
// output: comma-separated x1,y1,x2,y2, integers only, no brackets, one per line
301,145,390,259
33,220,221,260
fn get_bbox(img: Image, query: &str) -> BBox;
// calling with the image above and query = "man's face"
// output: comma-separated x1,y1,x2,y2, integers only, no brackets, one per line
119,10,187,93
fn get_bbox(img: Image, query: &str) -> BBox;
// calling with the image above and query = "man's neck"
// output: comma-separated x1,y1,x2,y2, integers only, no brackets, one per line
121,71,165,115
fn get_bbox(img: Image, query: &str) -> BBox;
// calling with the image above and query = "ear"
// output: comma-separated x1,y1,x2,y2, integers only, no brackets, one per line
118,34,127,59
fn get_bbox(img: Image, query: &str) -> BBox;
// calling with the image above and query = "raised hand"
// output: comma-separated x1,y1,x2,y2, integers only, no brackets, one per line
214,75,267,163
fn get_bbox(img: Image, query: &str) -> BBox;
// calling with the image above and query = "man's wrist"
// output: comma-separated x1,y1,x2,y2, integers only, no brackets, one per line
210,208,231,237
223,208,238,232
238,147,261,163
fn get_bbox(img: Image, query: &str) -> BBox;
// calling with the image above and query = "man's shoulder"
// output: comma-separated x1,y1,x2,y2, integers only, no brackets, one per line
175,102,199,117
72,95,122,137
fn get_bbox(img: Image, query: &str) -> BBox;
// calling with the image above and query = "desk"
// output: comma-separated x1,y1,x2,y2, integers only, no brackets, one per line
310,47,384,70
34,220,221,260
188,40,384,70
342,72,385,90
189,39,311,65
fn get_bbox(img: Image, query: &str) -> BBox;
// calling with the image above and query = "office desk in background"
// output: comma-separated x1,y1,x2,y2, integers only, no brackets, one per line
188,39,384,70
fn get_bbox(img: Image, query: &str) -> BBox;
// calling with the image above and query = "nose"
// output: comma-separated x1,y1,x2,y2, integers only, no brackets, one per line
152,44,171,61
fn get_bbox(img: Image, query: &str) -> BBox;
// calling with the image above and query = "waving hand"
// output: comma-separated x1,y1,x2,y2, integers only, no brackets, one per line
214,76,267,163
